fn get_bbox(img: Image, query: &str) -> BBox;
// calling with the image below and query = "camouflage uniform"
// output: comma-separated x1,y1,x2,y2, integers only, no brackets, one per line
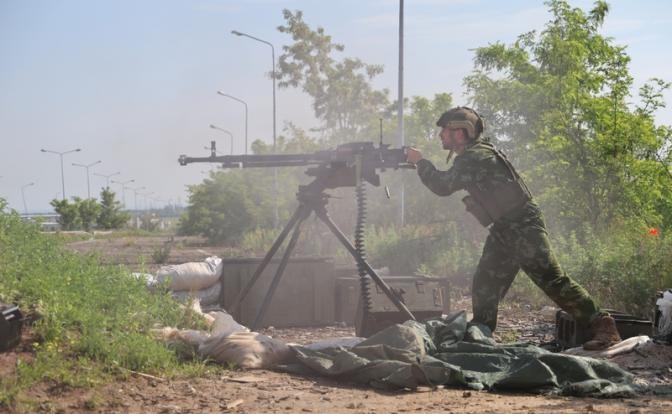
416,138,601,331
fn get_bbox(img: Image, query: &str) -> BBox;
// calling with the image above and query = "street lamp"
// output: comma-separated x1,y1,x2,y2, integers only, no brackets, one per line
209,124,234,154
140,191,154,211
40,147,81,200
231,30,276,155
72,160,102,199
216,92,248,158
130,186,146,211
398,0,406,226
93,171,121,189
231,29,278,228
111,179,135,209
21,182,35,215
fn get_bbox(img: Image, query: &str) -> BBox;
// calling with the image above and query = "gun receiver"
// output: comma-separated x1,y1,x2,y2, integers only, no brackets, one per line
178,141,414,187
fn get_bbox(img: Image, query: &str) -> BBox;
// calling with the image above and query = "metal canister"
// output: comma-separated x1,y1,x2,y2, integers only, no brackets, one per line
0,303,23,352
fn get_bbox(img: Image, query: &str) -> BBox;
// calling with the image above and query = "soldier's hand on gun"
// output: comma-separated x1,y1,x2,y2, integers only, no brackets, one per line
406,147,423,164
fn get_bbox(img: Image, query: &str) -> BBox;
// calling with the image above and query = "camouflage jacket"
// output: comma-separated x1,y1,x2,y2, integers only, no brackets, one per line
416,139,535,226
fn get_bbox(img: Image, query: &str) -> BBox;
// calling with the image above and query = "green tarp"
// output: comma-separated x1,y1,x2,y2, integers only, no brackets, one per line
286,311,636,397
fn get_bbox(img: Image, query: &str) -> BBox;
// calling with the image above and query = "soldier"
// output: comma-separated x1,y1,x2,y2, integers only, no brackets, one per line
405,106,621,350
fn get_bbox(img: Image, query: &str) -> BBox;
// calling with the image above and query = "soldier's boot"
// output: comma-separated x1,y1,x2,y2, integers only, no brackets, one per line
582,315,622,350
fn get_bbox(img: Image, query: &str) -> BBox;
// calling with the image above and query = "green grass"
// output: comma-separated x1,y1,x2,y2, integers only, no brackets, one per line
0,200,220,410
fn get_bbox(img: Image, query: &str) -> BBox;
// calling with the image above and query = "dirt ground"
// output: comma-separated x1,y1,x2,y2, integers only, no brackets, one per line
4,321,672,414
65,234,218,273
2,235,671,413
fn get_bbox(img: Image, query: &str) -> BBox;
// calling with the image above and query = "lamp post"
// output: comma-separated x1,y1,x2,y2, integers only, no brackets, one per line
231,29,279,228
131,186,146,212
93,171,120,189
141,191,155,211
40,147,81,200
111,179,135,209
21,182,35,215
209,124,234,154
231,30,276,155
216,92,248,157
72,160,102,199
398,0,406,226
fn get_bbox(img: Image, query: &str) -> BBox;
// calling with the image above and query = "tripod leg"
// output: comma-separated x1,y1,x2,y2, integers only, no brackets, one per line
251,212,308,330
228,206,305,314
315,210,416,322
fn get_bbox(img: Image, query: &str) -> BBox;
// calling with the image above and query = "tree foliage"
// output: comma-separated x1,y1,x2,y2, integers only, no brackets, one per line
50,188,129,231
97,187,129,230
276,9,390,142
75,197,102,232
464,0,672,232
50,198,81,230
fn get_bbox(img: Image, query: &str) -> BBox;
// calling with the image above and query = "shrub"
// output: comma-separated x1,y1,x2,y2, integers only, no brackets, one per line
152,243,172,264
504,224,672,316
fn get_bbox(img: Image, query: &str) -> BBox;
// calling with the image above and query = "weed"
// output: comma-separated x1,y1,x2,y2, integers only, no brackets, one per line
0,201,217,409
152,244,172,264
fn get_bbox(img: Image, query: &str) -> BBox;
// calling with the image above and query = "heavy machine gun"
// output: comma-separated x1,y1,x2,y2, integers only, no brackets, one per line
179,141,410,188
178,140,417,336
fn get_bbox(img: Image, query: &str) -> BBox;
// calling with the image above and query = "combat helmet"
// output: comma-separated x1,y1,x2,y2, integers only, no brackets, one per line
436,106,484,140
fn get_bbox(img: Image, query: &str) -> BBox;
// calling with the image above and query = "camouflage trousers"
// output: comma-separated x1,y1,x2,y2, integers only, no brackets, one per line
471,207,600,332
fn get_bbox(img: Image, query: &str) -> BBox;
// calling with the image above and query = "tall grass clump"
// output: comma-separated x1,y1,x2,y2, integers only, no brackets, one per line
503,224,672,316
0,200,214,409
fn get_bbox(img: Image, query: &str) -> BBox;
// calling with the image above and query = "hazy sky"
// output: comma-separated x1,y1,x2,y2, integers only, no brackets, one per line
1,0,670,213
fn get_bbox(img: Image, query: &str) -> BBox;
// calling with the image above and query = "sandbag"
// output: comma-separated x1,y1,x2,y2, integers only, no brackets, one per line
199,331,293,369
210,311,250,337
172,282,222,306
656,290,672,338
156,256,223,291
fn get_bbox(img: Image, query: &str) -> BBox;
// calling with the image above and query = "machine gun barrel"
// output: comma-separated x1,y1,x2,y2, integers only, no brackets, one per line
178,153,321,168
179,142,415,172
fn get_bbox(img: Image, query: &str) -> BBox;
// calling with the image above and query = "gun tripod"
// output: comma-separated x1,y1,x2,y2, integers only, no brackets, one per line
227,173,416,334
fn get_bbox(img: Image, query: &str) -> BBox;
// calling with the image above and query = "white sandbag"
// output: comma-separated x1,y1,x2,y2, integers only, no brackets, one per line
171,282,222,306
199,332,292,369
656,290,672,336
563,335,651,358
156,256,223,291
209,311,250,337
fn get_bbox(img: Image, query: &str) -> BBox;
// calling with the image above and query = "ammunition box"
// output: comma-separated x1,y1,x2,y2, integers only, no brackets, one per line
555,309,653,349
1,303,22,352
335,275,450,337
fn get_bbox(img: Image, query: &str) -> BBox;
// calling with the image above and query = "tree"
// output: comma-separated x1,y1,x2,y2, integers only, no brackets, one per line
97,187,129,229
276,9,390,143
463,0,671,232
76,197,101,232
50,198,80,230
178,172,262,243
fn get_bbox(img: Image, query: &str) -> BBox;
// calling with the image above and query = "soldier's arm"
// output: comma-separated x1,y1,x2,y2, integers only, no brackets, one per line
415,158,467,196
